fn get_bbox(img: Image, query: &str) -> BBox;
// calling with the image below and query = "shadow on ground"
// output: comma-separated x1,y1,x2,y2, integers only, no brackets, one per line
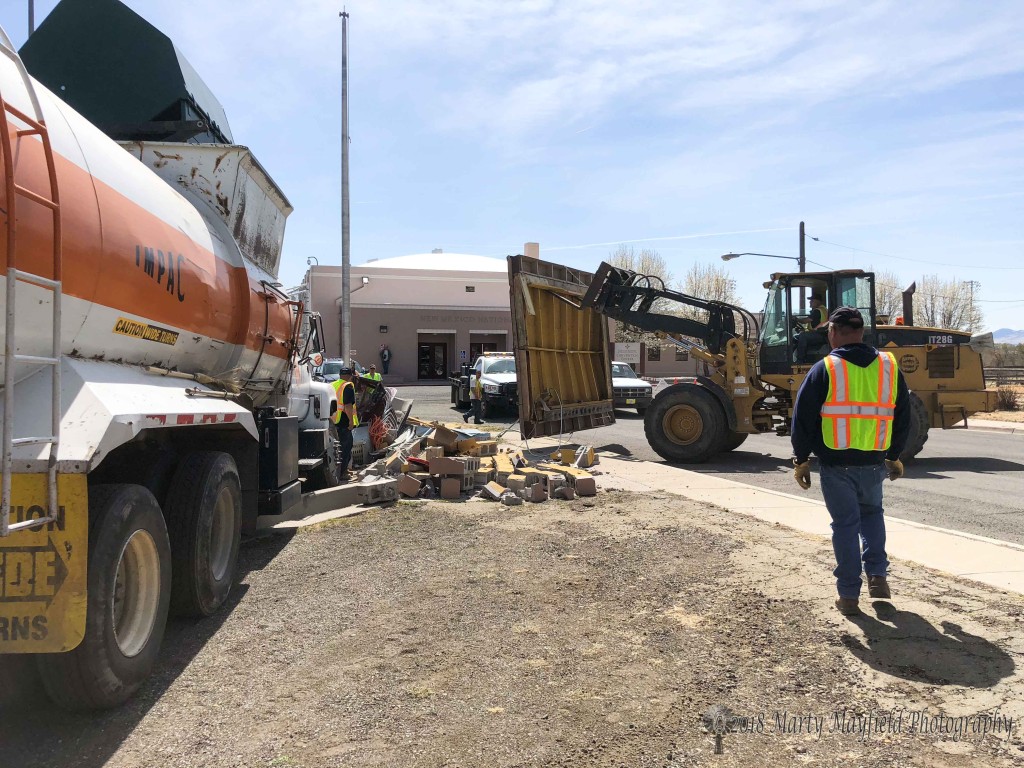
0,532,293,768
840,602,1015,687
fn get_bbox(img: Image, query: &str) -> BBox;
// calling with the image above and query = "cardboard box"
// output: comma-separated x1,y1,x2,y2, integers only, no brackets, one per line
440,477,462,499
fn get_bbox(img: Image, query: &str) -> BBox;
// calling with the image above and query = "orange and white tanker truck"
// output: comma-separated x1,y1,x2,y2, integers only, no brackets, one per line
0,2,345,709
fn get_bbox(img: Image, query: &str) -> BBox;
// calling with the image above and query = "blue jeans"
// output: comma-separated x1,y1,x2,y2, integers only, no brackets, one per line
819,463,889,599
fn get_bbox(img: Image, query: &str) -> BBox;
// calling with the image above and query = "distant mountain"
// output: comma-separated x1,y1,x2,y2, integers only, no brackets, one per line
993,328,1024,344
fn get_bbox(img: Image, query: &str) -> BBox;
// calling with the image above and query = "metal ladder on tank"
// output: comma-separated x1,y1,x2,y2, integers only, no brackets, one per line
0,31,63,536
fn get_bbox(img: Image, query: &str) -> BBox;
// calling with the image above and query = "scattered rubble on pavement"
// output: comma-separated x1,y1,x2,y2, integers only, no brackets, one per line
357,416,600,506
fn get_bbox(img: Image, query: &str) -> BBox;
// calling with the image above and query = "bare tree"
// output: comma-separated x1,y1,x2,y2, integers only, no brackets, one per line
680,263,737,305
869,267,904,323
607,246,675,345
916,274,984,332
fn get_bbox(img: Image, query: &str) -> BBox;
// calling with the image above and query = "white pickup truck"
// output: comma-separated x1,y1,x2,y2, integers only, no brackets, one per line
450,353,519,418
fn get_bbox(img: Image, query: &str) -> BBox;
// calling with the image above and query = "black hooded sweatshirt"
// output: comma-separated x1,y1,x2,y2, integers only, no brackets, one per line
791,343,911,466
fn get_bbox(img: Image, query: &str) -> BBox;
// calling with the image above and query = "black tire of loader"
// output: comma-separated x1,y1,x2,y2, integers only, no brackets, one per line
37,484,171,711
722,432,748,451
165,452,242,618
900,391,930,461
308,433,342,491
644,386,726,463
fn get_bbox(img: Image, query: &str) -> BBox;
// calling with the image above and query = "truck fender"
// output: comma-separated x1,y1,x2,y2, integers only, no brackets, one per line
653,377,737,431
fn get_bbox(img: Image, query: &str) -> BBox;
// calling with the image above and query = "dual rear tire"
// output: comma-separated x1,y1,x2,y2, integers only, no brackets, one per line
34,452,241,710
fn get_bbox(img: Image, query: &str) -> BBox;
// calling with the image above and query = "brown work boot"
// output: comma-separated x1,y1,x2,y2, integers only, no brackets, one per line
867,575,891,599
835,598,860,616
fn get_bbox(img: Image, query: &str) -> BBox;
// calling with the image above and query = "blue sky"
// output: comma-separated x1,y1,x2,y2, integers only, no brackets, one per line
4,1,1023,330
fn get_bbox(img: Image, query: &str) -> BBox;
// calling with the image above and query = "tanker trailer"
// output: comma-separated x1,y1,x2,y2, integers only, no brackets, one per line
0,5,342,710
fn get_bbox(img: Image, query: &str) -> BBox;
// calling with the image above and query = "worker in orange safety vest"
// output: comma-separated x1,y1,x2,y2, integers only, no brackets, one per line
791,307,911,616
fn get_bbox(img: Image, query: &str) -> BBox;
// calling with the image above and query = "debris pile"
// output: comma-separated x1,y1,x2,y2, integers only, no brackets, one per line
372,418,599,504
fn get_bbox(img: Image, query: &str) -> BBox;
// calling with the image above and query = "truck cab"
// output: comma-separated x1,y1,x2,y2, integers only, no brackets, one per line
758,270,878,375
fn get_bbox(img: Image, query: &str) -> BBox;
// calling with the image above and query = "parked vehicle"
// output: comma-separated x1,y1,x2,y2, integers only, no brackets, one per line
450,352,518,418
0,8,349,710
611,361,653,415
315,358,368,382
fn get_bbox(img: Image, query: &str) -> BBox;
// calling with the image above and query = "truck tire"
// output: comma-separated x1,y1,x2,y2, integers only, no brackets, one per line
165,452,242,618
900,391,930,461
308,434,341,491
644,386,726,463
636,406,648,416
722,432,748,451
37,484,171,710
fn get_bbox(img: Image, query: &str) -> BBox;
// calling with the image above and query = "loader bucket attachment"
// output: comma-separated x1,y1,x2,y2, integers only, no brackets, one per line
508,256,615,439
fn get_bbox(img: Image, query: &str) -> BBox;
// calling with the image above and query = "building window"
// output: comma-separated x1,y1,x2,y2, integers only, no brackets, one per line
465,286,476,292
675,348,688,361
647,345,661,362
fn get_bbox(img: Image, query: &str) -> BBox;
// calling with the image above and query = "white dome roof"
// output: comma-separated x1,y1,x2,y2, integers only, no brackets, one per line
358,252,507,273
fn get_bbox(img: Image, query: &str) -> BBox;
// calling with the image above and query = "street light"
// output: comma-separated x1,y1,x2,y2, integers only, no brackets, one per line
720,252,804,271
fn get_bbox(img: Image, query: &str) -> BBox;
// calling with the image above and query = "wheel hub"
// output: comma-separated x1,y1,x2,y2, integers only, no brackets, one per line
663,404,703,446
112,529,161,658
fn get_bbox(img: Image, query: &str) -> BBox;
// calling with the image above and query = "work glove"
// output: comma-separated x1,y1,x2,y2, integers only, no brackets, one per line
884,458,904,481
793,460,811,490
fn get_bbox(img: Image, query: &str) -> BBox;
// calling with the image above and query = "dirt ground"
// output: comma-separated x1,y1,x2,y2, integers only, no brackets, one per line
975,386,1024,423
3,491,1024,768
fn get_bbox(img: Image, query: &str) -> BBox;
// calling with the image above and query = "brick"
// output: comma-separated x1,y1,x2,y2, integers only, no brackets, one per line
397,474,422,498
574,477,597,496
440,477,462,499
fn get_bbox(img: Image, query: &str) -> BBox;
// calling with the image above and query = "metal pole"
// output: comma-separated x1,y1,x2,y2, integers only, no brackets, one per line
339,9,351,363
28,0,35,35
798,220,806,312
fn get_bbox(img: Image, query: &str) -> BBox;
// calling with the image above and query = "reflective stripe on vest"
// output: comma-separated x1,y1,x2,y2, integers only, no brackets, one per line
331,379,359,427
821,351,897,451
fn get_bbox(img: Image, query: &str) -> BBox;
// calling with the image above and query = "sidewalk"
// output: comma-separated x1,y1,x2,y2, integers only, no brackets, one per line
957,417,1023,434
588,452,1024,595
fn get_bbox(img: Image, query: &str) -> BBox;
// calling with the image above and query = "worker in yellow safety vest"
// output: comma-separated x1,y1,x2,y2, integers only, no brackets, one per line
367,363,383,383
462,369,484,424
791,307,911,616
331,366,359,481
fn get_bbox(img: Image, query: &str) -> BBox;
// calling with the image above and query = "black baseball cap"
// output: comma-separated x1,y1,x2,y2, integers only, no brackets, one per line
811,292,824,301
829,306,864,329
337,366,354,375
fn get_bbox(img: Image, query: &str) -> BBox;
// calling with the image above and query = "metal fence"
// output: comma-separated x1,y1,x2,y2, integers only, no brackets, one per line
987,368,1024,385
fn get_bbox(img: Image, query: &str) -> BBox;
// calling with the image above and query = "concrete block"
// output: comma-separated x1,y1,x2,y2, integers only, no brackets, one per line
460,473,475,491
428,425,459,449
500,493,523,506
430,455,469,475
553,486,576,501
549,448,576,465
574,445,597,468
440,477,462,500
357,477,400,505
483,481,506,500
526,482,548,503
574,477,597,497
424,446,445,460
473,469,495,487
505,474,528,492
474,440,498,456
456,437,479,454
397,474,422,498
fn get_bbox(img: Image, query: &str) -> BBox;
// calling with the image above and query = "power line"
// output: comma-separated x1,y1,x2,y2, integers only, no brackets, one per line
807,234,1024,271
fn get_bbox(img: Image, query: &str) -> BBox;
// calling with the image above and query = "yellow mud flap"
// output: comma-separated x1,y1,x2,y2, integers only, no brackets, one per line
1,474,88,653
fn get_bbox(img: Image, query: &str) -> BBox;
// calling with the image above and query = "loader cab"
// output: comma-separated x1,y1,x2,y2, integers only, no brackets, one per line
758,270,877,375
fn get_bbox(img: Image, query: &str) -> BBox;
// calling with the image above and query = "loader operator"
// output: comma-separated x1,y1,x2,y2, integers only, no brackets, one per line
795,293,829,363
791,307,911,616
331,366,359,482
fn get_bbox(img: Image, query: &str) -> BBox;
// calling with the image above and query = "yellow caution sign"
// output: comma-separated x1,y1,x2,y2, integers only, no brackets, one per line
0,474,87,653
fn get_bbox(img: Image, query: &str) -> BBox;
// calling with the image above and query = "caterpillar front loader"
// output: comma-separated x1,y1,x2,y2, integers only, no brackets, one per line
508,255,997,463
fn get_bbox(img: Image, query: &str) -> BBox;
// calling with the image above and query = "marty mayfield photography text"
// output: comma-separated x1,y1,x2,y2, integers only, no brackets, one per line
730,708,1014,742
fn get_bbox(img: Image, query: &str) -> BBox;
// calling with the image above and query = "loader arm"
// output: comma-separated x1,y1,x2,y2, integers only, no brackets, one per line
580,262,758,356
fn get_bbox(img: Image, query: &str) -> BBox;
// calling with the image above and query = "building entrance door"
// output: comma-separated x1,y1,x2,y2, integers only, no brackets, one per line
418,343,448,379
469,342,498,361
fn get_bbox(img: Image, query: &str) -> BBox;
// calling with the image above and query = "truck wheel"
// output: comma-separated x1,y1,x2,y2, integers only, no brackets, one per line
480,399,492,420
308,434,341,491
644,386,725,463
900,391,929,461
165,452,242,618
37,484,171,710
722,432,748,451
636,406,648,416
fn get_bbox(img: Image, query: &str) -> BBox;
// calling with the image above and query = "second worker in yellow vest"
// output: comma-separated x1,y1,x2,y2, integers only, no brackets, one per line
791,306,911,617
331,367,358,481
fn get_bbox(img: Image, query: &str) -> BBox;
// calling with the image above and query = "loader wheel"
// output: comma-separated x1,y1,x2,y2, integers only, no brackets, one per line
722,432,748,452
165,452,242,618
900,391,930,461
37,484,171,710
644,386,726,463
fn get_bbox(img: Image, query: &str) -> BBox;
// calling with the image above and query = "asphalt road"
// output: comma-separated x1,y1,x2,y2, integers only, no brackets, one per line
395,383,1024,546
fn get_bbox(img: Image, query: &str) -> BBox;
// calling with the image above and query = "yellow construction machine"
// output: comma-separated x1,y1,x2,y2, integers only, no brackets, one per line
509,256,997,462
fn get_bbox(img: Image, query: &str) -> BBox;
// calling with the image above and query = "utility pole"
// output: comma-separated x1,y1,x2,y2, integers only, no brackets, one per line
799,220,807,312
29,0,35,35
339,9,351,363
966,280,980,333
